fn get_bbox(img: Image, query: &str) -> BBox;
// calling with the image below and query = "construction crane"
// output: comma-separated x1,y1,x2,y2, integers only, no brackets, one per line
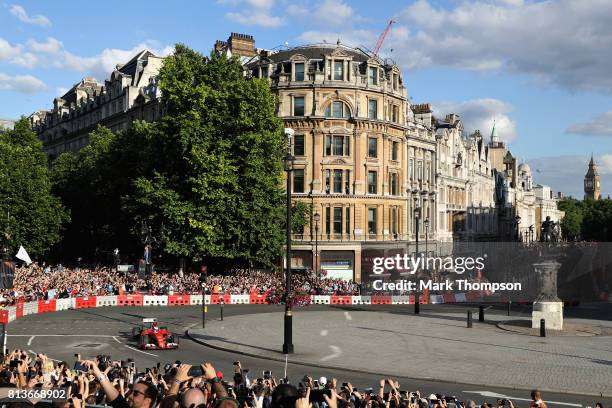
373,19,396,57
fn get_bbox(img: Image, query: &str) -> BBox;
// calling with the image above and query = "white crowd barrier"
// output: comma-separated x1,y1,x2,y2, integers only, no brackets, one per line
143,295,168,306
1,292,480,326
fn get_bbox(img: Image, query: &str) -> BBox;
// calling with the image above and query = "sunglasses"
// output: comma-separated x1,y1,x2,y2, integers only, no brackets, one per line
131,389,147,398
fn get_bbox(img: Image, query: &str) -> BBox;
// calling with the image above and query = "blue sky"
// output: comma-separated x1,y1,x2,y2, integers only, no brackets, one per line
1,0,611,197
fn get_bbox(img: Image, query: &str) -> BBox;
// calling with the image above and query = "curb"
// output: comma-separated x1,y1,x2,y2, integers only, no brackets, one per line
185,329,611,399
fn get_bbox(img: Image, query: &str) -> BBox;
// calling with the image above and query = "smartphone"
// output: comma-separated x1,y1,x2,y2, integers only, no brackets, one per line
10,359,20,368
74,362,88,373
188,366,203,377
263,370,272,379
309,389,332,403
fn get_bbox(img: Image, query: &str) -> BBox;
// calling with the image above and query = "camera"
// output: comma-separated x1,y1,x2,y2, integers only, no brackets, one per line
263,370,272,379
96,355,111,371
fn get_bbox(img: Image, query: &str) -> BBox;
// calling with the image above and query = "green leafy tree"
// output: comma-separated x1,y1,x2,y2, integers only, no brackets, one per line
129,44,286,267
0,117,68,257
558,197,583,241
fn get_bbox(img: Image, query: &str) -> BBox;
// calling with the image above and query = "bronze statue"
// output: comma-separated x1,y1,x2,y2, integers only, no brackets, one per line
540,216,558,243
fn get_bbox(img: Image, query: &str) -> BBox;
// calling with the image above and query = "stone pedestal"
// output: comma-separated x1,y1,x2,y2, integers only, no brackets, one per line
532,301,563,330
531,259,563,330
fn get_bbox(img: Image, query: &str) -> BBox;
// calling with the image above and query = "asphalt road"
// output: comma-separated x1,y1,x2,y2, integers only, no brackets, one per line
5,303,611,408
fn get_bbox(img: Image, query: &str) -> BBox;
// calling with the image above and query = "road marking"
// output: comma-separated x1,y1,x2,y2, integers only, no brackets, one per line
320,345,342,362
462,391,582,407
124,345,158,357
320,330,328,336
112,336,121,343
27,336,35,346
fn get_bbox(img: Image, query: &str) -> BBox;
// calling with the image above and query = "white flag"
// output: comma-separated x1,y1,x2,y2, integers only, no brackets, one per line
16,246,32,265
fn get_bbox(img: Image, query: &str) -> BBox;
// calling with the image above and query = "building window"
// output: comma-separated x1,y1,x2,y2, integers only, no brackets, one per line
333,169,343,193
390,173,398,196
345,170,351,194
261,66,269,78
325,135,350,156
391,207,398,236
368,99,378,119
409,159,414,181
368,171,377,194
325,101,350,118
293,169,305,193
294,63,305,81
425,161,430,182
325,169,331,194
345,207,350,235
293,96,305,116
294,135,305,156
417,161,423,181
333,207,343,235
368,208,377,235
392,105,399,123
368,137,377,158
391,141,399,161
393,73,398,91
333,61,344,80
368,67,378,85
325,207,331,238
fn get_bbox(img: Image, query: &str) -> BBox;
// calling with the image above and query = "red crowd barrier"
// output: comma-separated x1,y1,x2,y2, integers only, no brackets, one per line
15,303,24,319
443,292,457,303
38,299,57,313
371,295,392,305
75,297,97,309
249,293,268,304
465,291,481,301
168,294,191,306
0,310,8,324
330,295,352,305
209,294,231,304
117,294,144,306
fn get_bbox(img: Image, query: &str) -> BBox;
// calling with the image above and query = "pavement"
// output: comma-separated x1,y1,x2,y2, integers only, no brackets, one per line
188,305,612,397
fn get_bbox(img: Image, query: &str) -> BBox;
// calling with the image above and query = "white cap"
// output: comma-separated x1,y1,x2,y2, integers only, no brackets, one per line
319,376,327,385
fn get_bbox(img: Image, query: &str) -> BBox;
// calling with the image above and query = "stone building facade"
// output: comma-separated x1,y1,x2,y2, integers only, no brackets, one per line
29,50,164,163
28,32,564,280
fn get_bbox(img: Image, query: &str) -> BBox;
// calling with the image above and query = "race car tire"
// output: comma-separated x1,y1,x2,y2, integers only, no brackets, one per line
132,327,140,339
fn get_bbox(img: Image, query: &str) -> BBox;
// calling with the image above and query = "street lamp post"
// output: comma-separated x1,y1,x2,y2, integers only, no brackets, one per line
514,215,521,242
424,218,430,257
414,199,421,256
283,128,295,355
313,212,320,279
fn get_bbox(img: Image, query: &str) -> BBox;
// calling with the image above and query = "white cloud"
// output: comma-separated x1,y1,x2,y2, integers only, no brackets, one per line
286,4,309,17
378,0,612,92
528,155,612,198
432,98,518,142
0,36,172,81
225,10,285,27
220,0,284,27
0,72,47,93
566,111,612,137
313,0,353,25
9,4,51,27
0,38,23,62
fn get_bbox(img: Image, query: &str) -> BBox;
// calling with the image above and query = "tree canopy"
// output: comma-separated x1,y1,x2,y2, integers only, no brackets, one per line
52,44,288,268
0,117,68,257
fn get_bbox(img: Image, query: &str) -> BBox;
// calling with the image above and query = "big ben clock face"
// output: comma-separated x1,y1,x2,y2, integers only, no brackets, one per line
596,181,600,188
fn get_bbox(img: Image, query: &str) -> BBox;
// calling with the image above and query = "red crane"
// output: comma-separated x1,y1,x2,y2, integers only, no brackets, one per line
373,19,396,57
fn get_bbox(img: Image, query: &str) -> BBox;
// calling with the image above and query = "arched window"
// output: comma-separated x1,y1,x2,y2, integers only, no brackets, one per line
324,101,351,118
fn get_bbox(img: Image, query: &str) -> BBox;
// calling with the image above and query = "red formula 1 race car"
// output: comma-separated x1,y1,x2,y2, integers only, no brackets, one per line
131,318,179,350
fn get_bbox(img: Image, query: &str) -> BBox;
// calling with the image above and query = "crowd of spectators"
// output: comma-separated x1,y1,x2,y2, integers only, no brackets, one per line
2,350,602,408
0,264,360,307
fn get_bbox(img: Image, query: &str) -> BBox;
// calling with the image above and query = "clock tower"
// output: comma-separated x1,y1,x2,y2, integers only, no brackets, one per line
584,155,601,200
